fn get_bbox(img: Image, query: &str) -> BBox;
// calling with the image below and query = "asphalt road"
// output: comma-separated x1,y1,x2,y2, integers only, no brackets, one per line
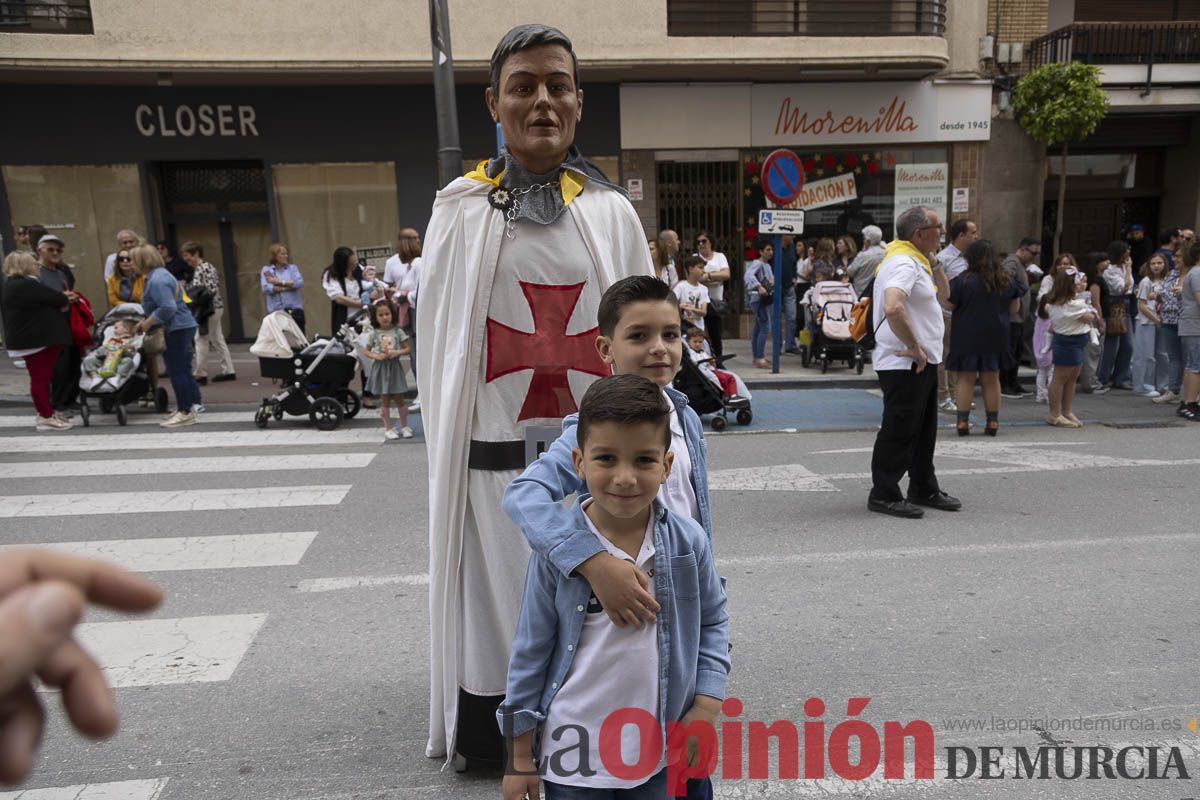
0,406,1196,800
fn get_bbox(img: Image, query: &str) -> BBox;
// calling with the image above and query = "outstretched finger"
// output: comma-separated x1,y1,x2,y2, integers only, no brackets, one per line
37,637,118,740
0,549,162,613
0,683,45,785
0,583,84,697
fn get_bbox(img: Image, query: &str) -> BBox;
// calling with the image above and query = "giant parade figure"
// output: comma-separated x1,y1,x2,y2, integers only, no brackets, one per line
417,24,653,766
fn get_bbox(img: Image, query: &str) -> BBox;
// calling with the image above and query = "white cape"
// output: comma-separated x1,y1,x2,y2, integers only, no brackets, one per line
418,175,652,760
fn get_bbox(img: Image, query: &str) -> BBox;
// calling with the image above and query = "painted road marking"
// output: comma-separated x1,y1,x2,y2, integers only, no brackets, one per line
0,779,170,800
0,453,375,479
0,411,256,428
73,614,267,688
707,463,838,492
0,485,350,518
3,532,318,572
296,573,430,593
0,429,388,454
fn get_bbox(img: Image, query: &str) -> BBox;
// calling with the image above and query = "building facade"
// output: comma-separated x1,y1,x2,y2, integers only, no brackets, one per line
5,0,1129,338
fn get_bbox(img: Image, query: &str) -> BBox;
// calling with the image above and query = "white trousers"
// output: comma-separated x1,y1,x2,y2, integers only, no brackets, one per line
194,306,234,378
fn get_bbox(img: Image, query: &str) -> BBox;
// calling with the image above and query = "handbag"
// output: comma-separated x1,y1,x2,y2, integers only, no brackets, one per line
141,326,166,355
1105,302,1128,336
709,298,731,317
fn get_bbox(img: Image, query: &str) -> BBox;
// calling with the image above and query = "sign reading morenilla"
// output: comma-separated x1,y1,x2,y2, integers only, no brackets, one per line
135,104,260,138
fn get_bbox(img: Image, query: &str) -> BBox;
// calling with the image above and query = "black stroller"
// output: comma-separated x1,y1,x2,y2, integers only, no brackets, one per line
672,354,752,431
254,312,364,431
78,304,169,426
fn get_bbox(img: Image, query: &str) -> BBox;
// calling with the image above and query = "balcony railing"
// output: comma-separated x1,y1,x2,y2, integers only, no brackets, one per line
0,0,93,34
1030,22,1200,68
667,0,946,37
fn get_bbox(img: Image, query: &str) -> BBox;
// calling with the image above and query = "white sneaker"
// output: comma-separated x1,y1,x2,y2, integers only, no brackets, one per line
1134,389,1161,398
384,428,400,441
400,426,414,439
1035,394,1048,404
193,403,205,414
160,410,197,428
13,359,25,369
937,397,956,413
35,415,71,431
407,399,421,413
1153,391,1179,404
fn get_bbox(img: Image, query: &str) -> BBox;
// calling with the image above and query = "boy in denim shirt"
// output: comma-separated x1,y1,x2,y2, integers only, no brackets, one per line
500,375,729,799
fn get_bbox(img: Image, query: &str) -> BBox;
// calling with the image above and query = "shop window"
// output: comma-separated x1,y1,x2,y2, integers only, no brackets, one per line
0,0,93,34
667,0,946,36
3,163,143,305
272,162,400,330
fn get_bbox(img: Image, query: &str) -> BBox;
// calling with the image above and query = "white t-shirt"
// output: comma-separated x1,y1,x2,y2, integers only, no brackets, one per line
1047,299,1094,336
872,255,944,370
103,252,117,281
1136,277,1162,325
321,273,367,301
659,389,699,525
383,255,421,294
702,251,729,301
673,281,710,331
542,502,660,788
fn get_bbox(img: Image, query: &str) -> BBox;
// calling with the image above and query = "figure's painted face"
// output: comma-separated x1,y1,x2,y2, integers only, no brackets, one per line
572,420,671,522
487,44,582,172
596,299,682,389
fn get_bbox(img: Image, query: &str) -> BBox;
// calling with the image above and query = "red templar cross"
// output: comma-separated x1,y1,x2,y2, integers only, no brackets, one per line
486,281,609,421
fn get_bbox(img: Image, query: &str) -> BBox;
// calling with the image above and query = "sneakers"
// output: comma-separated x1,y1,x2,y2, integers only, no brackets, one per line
1153,391,1179,404
1035,394,1048,404
399,426,414,439
193,404,205,414
937,397,956,413
35,415,72,431
407,399,421,413
1134,389,1161,398
1090,384,1110,395
160,410,197,428
384,428,400,441
212,373,237,382
1176,402,1200,421
1000,387,1023,399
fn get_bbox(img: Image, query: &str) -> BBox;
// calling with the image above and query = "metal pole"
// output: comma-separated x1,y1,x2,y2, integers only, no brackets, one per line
429,0,462,189
771,235,783,373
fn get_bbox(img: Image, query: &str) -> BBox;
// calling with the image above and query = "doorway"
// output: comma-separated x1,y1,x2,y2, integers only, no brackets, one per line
156,162,273,341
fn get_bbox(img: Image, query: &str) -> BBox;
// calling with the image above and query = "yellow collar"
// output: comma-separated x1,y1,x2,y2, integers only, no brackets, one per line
464,160,587,206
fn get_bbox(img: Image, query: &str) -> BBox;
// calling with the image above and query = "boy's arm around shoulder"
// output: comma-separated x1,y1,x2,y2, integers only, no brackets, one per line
498,553,561,739
680,515,730,699
502,415,604,578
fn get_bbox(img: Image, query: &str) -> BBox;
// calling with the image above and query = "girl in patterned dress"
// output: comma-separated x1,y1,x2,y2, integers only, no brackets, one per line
364,299,412,440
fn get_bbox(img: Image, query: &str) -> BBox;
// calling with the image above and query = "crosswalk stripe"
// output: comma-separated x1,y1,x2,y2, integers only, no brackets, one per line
0,485,350,518
297,573,430,592
74,614,267,687
2,532,318,572
708,463,838,492
0,411,259,428
0,453,375,479
0,779,170,800
0,429,393,454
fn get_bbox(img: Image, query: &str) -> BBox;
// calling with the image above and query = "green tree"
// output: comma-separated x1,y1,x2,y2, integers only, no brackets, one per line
1012,62,1109,255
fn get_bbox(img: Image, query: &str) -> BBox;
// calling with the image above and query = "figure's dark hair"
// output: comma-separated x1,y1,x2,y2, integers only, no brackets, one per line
577,374,671,452
323,246,360,295
1160,227,1180,245
369,297,397,328
1018,237,1040,250
597,275,677,336
1046,268,1080,306
965,239,1010,295
489,24,580,97
678,253,706,283
948,219,973,241
1105,240,1129,264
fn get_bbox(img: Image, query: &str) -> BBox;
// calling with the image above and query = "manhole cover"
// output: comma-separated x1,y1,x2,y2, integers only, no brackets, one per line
1101,421,1186,429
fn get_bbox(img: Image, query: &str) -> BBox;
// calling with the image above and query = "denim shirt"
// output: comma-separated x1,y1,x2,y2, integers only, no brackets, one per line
141,267,197,334
502,385,713,578
498,497,730,741
260,263,305,312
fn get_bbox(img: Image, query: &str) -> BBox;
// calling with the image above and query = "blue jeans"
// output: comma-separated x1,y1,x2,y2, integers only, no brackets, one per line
782,287,798,348
1098,322,1132,386
1161,323,1184,393
750,298,771,360
544,768,668,799
164,327,202,412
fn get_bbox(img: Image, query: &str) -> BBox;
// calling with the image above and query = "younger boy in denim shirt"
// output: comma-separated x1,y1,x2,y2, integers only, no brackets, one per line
500,375,729,800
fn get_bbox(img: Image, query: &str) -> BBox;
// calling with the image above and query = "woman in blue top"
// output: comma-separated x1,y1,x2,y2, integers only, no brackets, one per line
133,244,201,428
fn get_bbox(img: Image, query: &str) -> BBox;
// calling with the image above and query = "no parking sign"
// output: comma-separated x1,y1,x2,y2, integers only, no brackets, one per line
761,149,805,207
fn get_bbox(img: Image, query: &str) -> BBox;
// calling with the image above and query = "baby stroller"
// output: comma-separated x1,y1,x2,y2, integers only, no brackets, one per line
253,310,363,431
672,353,752,431
77,304,169,426
800,282,866,375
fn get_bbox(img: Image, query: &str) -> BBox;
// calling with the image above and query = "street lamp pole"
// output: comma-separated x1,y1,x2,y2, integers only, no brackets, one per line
429,0,462,189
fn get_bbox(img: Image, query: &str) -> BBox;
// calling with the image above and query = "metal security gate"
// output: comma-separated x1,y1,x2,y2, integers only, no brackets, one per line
656,159,742,329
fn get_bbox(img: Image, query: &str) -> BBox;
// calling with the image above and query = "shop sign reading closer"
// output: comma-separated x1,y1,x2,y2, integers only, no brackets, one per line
135,104,260,138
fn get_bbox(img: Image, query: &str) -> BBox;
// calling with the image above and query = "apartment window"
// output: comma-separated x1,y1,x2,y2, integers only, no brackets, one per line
666,0,946,37
0,1,93,34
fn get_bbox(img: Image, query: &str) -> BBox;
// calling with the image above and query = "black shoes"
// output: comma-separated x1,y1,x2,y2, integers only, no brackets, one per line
212,373,237,382
907,490,963,512
868,497,925,519
195,376,208,386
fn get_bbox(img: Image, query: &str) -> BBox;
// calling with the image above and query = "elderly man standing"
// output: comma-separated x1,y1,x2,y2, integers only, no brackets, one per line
847,224,886,296
418,24,651,768
868,206,961,519
934,219,979,411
